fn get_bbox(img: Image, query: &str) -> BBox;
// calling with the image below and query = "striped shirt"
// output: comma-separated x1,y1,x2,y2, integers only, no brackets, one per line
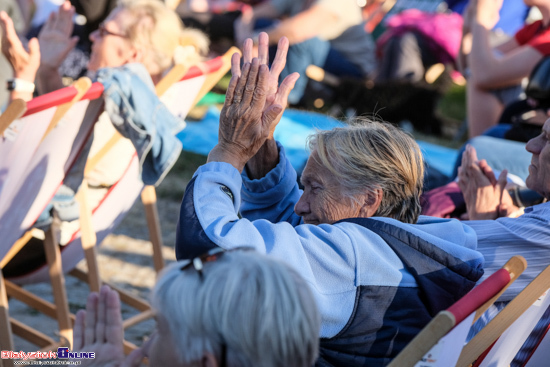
466,201,550,302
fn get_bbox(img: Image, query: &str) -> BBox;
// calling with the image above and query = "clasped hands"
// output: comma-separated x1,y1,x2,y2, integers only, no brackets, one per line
457,145,517,220
208,32,299,172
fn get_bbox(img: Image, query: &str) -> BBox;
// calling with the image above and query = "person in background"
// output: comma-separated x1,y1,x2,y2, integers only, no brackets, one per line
233,0,376,105
72,249,320,367
459,0,550,137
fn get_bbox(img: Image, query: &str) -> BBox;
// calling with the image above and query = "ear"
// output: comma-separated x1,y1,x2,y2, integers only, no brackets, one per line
126,45,144,64
358,188,383,218
201,352,219,367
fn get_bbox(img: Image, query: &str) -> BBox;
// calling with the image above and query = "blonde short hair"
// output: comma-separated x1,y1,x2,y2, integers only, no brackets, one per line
116,0,209,75
309,118,424,223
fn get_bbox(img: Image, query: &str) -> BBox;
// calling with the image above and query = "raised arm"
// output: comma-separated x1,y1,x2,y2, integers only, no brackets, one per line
467,0,542,88
0,11,40,102
36,1,79,94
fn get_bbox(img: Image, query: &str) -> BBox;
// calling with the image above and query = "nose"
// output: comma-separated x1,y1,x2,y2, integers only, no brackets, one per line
294,194,310,217
526,132,544,155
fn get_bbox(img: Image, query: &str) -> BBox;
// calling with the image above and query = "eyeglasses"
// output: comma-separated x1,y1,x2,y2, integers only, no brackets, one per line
180,246,254,279
179,246,255,367
97,23,128,39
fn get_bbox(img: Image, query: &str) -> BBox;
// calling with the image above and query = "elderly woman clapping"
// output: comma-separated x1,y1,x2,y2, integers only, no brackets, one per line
176,34,484,365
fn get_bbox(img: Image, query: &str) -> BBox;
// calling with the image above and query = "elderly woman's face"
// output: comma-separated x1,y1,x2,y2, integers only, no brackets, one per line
295,151,364,224
88,9,137,71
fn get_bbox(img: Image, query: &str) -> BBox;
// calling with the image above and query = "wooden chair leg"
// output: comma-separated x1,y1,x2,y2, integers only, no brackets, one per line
141,185,165,273
76,179,101,293
0,271,14,367
43,223,73,348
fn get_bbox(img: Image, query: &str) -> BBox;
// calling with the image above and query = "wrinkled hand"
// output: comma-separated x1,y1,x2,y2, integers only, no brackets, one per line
38,1,79,70
476,0,503,30
238,33,299,138
457,145,511,220
0,11,40,81
73,286,144,367
213,58,283,171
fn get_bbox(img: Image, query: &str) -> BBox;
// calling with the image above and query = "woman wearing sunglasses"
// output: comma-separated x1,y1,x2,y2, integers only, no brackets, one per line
72,248,320,367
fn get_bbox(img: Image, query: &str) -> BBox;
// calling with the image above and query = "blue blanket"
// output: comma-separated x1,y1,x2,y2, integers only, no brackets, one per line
177,107,458,177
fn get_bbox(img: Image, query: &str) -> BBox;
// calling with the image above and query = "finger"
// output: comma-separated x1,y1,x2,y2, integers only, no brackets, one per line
95,285,109,344
230,52,242,78
1,12,18,45
242,58,260,106
41,12,55,32
262,103,283,127
242,38,253,64
258,32,269,66
479,159,497,186
274,72,300,106
105,288,123,345
73,310,86,350
28,37,40,61
250,63,269,111
233,61,251,104
84,292,99,345
59,2,75,35
223,74,239,108
270,37,289,81
497,169,508,199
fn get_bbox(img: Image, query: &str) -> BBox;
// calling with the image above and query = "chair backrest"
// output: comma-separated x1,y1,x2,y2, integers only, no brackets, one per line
9,51,233,285
388,255,527,367
0,79,104,263
458,262,550,367
523,320,550,366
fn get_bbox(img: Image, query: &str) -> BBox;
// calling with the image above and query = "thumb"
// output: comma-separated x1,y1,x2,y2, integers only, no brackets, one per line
28,37,40,60
497,169,508,196
262,104,283,125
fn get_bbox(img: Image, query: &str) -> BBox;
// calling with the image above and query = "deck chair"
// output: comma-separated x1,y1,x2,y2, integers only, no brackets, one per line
7,48,237,353
0,78,104,357
457,262,550,367
387,255,526,367
523,318,550,366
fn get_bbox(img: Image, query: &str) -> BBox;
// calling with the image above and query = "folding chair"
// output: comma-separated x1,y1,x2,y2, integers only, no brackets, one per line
7,48,237,353
388,255,527,367
458,263,550,367
0,78,104,358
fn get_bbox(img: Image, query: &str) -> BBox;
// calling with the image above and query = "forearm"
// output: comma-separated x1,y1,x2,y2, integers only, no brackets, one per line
245,138,279,179
36,65,64,94
469,22,495,84
458,31,472,77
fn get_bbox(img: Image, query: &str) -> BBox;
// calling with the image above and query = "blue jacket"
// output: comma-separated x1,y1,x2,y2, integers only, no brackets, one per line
97,63,185,186
176,143,484,366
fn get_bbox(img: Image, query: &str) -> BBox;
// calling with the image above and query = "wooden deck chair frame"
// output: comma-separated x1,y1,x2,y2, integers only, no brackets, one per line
3,48,238,356
388,255,527,367
0,79,104,363
457,262,550,367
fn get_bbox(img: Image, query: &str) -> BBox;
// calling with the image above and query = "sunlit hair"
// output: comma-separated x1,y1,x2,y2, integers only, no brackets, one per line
152,250,320,367
308,118,424,223
116,0,209,75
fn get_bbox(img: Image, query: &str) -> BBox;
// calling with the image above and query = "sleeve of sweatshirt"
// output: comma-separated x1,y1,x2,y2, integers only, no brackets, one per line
175,159,357,287
240,142,303,226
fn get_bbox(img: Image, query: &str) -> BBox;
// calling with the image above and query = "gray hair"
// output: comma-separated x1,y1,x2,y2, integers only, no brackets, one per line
116,0,209,75
308,118,424,223
152,250,320,367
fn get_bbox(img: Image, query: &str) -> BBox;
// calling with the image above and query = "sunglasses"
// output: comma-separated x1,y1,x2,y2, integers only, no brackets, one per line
97,23,128,39
179,246,255,367
180,246,255,279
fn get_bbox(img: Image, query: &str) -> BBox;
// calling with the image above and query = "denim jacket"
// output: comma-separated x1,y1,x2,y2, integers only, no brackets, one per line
97,63,185,186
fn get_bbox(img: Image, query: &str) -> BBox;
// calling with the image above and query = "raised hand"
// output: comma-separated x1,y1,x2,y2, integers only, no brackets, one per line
236,33,299,137
73,286,143,367
457,145,510,220
37,1,79,71
0,11,40,82
210,58,283,172
476,0,503,30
